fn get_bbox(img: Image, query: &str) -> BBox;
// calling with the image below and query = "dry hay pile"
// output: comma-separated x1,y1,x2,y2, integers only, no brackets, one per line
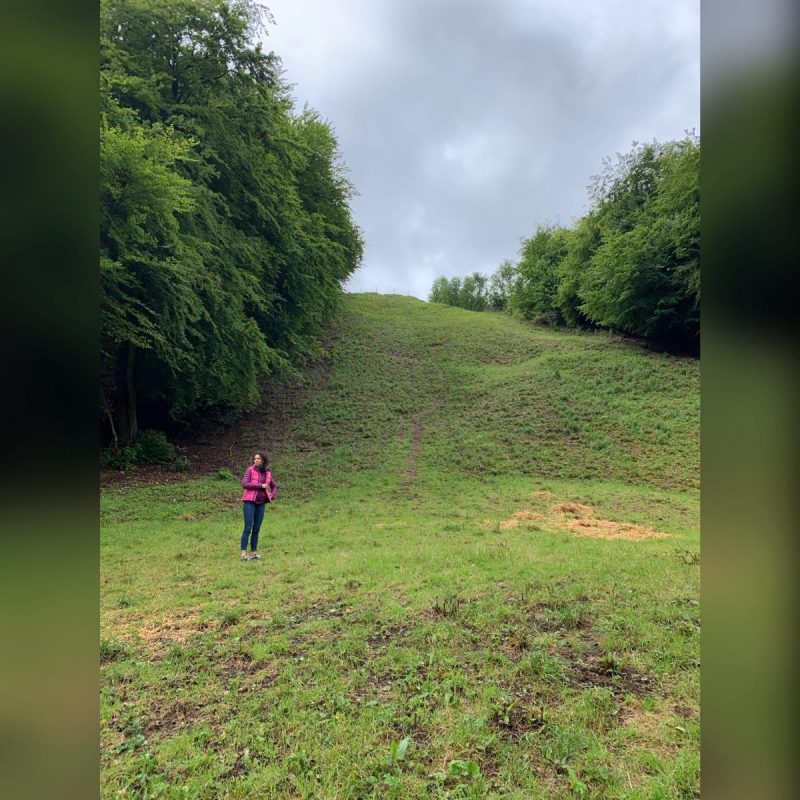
494,498,669,541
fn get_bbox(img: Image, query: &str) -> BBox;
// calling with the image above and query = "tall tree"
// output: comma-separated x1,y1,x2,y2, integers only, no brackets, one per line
554,215,600,327
100,0,362,443
488,260,517,311
508,225,570,321
579,135,699,350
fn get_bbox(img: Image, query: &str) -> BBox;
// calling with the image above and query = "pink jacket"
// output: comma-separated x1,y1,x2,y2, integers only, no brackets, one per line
241,466,277,504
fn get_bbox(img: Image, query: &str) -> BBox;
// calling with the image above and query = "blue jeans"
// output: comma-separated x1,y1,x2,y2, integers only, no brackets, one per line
241,501,265,551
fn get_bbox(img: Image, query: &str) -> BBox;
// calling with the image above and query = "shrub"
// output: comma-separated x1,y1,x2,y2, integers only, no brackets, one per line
170,455,191,472
508,225,570,319
134,430,175,464
100,429,177,470
533,310,562,326
100,446,137,471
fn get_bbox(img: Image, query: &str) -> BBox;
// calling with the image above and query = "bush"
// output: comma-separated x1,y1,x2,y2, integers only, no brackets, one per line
508,225,570,319
100,429,176,470
532,310,562,326
134,430,175,464
217,467,234,481
100,445,137,471
170,455,191,472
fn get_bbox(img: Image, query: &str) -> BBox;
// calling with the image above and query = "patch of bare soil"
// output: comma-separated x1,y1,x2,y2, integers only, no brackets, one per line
101,339,337,489
499,510,544,530
402,399,441,480
366,622,411,648
144,698,206,738
490,626,531,659
673,704,699,721
531,490,555,499
351,672,399,704
216,654,278,685
562,641,654,697
526,601,591,633
289,599,355,623
551,502,596,517
351,658,430,707
220,752,248,779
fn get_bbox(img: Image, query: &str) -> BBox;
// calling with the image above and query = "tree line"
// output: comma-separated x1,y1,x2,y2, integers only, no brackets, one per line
429,135,699,353
101,0,363,450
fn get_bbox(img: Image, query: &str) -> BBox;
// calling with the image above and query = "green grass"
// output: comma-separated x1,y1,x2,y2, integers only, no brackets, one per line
101,294,699,799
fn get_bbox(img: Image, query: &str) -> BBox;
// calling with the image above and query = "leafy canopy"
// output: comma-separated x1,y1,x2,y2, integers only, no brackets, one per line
100,0,363,443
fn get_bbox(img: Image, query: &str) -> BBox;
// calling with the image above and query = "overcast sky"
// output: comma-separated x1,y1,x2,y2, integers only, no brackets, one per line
258,0,699,300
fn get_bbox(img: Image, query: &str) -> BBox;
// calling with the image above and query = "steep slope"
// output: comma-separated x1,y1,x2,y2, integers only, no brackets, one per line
234,293,699,497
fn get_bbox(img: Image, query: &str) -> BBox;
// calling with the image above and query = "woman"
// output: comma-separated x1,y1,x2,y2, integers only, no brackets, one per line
240,452,277,561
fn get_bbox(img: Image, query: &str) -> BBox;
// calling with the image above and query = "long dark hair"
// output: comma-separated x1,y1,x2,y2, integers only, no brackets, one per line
253,452,268,473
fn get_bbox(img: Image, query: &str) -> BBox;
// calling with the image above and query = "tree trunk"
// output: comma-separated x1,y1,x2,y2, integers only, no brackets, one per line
101,388,118,451
116,342,138,445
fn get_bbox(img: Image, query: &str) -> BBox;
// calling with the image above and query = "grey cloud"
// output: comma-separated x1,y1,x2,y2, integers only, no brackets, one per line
262,0,699,299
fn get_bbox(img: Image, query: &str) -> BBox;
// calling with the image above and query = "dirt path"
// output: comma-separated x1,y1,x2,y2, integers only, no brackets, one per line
401,359,449,482
403,399,441,480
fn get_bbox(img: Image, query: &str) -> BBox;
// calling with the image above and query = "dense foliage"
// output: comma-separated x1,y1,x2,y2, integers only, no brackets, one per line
429,135,699,353
428,272,489,311
100,0,363,446
507,225,571,323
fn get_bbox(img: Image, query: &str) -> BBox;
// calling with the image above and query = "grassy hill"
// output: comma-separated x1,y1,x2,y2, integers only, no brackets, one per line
101,294,700,799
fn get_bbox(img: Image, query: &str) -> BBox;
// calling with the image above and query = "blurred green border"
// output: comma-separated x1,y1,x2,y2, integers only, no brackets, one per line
0,2,100,799
702,2,799,798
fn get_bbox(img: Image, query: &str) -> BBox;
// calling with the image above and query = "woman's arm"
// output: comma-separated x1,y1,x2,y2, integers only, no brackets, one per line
264,472,277,501
241,467,266,490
